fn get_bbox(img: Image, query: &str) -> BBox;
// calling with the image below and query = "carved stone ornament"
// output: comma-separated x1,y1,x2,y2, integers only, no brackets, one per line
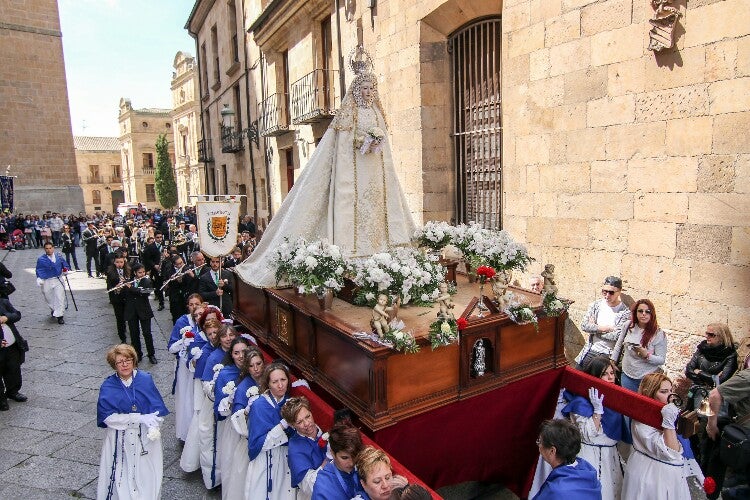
648,0,682,52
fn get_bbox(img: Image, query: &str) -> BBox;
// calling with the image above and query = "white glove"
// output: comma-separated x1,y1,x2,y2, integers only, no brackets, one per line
279,418,290,430
661,403,681,430
139,411,163,428
291,379,310,390
36,278,44,287
588,387,605,415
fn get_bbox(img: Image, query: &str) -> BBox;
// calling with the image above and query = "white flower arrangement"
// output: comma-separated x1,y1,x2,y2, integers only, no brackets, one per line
542,291,568,317
450,222,533,272
217,396,232,416
212,363,224,373
272,237,346,294
413,221,455,251
222,380,236,396
246,385,259,398
190,346,202,358
146,426,161,441
350,247,444,307
382,327,420,354
504,294,539,332
428,318,458,350
359,126,385,155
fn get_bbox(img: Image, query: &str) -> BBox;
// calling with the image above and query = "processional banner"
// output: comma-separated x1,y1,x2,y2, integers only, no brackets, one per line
196,200,239,257
0,177,14,212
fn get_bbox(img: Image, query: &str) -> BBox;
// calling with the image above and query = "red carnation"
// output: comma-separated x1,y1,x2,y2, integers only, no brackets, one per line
703,477,716,495
318,437,327,449
457,317,468,330
184,332,195,339
62,267,69,273
476,265,496,280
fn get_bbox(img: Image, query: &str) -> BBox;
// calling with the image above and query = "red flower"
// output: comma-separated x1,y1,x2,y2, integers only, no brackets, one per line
703,477,716,495
457,317,468,330
476,266,496,280
318,437,327,448
62,267,69,273
184,332,195,339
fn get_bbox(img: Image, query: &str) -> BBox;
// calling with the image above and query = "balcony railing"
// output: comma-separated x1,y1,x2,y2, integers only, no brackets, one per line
258,92,290,137
198,138,213,162
88,175,103,184
142,166,155,175
221,126,245,153
291,69,340,124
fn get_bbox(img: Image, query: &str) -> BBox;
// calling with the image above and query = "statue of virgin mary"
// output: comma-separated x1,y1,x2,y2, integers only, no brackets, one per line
235,47,416,287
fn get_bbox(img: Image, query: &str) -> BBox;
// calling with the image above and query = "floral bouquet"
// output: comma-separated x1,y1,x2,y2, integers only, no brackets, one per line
451,223,533,273
350,247,445,307
413,221,455,252
382,327,420,354
476,265,496,284
451,222,488,268
505,294,538,332
359,126,385,155
428,318,458,350
272,237,346,294
542,291,568,317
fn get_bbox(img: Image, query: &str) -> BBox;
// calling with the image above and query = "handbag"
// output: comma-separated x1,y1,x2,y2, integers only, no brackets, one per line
720,413,750,468
0,280,15,296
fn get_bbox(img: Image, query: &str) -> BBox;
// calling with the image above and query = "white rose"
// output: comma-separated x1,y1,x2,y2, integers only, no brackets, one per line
335,266,344,275
247,386,259,397
365,292,375,301
421,293,430,302
394,331,405,341
305,256,318,269
400,265,411,276
440,322,451,334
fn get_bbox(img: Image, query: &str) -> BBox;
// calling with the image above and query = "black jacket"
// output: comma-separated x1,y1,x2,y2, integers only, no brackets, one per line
0,298,25,362
124,277,154,321
685,340,738,386
141,243,161,273
198,269,234,317
105,268,129,306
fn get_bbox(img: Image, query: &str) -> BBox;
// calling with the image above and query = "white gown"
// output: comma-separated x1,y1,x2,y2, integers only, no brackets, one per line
235,93,415,287
621,421,690,500
574,414,625,500
223,409,250,500
179,377,208,472
169,335,197,441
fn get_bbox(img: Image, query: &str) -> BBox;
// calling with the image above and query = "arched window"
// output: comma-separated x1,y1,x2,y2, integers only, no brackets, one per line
450,18,502,229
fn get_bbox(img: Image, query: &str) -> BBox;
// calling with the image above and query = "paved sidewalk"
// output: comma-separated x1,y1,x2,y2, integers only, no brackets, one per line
0,248,220,499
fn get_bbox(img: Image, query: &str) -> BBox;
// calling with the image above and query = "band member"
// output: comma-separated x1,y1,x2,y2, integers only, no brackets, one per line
199,256,234,318
182,251,208,295
35,242,70,324
124,264,157,364
164,254,190,324
82,221,100,277
142,234,165,311
223,247,243,270
106,253,131,343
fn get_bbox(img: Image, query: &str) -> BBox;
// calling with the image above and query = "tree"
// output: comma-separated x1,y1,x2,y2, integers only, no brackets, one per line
154,133,177,209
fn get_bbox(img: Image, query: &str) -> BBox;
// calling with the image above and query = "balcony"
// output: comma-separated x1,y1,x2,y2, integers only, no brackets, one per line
198,138,214,162
258,93,290,137
142,167,155,176
291,69,340,124
221,126,245,153
87,175,103,184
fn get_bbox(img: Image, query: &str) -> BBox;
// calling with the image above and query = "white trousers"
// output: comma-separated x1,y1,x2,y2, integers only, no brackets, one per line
41,277,65,317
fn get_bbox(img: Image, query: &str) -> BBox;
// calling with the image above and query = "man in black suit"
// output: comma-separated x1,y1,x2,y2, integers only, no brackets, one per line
105,253,130,343
198,256,234,318
182,250,207,295
141,234,165,310
81,221,100,277
0,297,27,410
124,264,157,364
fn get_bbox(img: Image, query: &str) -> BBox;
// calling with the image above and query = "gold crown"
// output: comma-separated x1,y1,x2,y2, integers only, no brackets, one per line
348,45,374,75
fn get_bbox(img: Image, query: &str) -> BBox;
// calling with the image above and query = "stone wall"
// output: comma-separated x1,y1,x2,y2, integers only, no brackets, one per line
500,0,750,375
0,0,84,213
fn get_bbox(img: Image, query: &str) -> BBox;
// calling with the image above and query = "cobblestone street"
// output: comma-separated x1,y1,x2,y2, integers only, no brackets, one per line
0,248,220,499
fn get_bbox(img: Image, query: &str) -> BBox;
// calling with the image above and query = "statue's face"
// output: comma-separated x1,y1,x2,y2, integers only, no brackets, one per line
360,81,374,102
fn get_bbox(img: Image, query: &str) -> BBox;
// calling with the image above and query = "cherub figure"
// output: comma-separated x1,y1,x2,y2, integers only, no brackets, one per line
371,294,396,338
541,264,558,295
436,282,455,320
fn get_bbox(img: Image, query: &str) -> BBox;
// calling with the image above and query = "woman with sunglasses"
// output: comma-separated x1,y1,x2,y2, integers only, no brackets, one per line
611,299,667,392
575,276,632,370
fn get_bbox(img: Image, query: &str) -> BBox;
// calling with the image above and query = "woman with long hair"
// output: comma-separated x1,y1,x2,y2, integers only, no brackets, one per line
621,372,690,499
612,299,667,392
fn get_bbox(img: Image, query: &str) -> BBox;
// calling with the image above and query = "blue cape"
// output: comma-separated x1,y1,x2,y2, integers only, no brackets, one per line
248,393,288,461
213,364,240,420
533,457,602,500
97,371,169,428
201,347,228,381
193,343,216,380
232,375,260,414
288,429,327,488
312,460,364,500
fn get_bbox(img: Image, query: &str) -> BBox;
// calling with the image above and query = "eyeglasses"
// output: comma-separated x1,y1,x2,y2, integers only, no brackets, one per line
601,289,617,295
705,332,717,338
115,359,133,366
636,309,652,314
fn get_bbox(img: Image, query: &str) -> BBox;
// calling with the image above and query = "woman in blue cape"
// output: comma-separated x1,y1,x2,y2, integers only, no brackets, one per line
312,419,366,500
561,356,631,500
96,344,169,500
244,362,295,500
281,396,328,499
224,347,266,500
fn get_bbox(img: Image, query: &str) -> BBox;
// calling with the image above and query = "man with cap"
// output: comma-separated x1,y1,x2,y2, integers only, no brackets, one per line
574,276,631,370
35,242,70,324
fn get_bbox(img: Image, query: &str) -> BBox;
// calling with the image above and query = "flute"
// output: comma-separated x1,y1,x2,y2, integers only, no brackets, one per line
107,278,136,293
159,263,207,291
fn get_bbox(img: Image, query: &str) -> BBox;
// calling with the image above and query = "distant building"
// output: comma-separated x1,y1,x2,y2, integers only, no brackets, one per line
118,99,175,209
73,137,124,214
0,0,84,213
170,51,205,208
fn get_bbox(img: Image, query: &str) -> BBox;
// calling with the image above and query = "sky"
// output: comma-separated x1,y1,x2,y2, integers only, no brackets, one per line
59,0,195,137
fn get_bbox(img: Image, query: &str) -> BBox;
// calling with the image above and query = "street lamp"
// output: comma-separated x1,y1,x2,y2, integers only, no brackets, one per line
219,103,260,219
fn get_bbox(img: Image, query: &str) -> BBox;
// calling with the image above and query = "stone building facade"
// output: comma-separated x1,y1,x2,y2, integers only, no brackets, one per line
170,51,205,208
201,0,749,374
73,136,124,214
0,0,84,213
186,0,266,223
118,99,175,210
